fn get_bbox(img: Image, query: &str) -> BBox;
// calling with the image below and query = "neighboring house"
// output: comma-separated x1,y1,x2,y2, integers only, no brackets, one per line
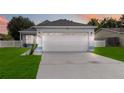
95,28,124,46
19,19,96,52
0,16,8,35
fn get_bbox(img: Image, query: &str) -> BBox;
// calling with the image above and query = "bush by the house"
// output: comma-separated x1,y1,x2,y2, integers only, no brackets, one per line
0,34,13,40
106,37,120,47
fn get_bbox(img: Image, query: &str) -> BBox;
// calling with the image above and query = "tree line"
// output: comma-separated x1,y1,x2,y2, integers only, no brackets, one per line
6,15,124,40
88,15,124,31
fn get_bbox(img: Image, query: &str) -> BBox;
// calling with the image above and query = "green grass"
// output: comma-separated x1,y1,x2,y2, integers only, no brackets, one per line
94,47,124,62
0,48,41,79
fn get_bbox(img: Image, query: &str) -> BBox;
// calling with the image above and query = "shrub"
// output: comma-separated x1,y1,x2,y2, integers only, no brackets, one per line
106,37,120,47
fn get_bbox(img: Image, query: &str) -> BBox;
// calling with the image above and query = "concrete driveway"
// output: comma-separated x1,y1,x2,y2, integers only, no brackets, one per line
37,52,124,79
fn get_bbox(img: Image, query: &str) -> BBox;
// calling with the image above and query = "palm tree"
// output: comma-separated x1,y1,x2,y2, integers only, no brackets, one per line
88,18,100,31
120,15,124,27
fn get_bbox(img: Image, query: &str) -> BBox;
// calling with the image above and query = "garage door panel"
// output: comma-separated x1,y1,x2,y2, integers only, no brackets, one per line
42,33,88,52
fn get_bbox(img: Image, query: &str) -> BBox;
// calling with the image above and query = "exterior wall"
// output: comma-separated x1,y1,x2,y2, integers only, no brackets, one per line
22,35,36,47
88,31,94,51
95,30,124,46
95,30,119,39
25,35,35,44
0,25,8,34
94,40,106,47
36,32,42,47
118,36,124,46
37,28,94,33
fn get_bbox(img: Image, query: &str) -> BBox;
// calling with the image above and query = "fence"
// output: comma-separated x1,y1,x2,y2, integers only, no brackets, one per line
0,40,106,48
0,40,21,47
94,40,106,47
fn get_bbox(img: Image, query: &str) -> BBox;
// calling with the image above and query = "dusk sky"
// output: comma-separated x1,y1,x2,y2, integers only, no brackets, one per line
0,14,122,25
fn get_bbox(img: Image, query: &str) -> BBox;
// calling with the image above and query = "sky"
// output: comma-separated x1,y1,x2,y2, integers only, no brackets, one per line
0,14,122,25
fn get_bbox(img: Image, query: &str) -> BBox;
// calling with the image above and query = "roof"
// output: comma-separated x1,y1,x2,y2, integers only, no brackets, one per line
96,28,124,34
33,26,96,29
23,27,37,31
20,19,96,33
19,26,96,34
22,26,96,31
38,19,88,26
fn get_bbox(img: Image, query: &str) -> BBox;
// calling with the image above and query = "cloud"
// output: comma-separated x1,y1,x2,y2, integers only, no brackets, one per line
78,14,121,20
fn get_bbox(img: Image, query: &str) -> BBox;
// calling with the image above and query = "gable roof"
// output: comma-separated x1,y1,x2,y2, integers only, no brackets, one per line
21,19,91,32
38,19,87,26
23,27,37,31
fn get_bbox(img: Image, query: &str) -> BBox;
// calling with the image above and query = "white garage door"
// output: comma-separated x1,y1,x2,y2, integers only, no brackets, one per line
42,33,88,52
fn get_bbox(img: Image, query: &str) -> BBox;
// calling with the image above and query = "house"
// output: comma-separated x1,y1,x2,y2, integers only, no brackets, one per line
95,28,124,46
19,19,96,52
0,16,8,35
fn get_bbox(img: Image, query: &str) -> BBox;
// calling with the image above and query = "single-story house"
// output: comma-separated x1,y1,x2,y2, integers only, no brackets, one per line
95,28,124,46
19,26,96,52
19,19,96,52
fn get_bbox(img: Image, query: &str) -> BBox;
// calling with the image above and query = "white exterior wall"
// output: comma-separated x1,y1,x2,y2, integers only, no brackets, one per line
95,30,119,39
22,35,35,44
95,30,124,46
36,33,42,47
37,28,94,33
94,40,106,47
25,35,35,44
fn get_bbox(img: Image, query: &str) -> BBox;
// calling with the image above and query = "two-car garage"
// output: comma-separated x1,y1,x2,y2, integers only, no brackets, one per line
36,26,95,52
42,33,89,52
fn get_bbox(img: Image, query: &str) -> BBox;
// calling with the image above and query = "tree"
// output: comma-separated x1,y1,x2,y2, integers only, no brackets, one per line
100,17,119,28
88,18,100,31
88,17,120,31
8,16,35,40
88,18,99,26
119,15,124,27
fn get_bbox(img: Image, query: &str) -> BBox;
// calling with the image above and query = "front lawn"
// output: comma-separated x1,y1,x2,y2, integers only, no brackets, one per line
94,47,124,62
0,48,41,79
